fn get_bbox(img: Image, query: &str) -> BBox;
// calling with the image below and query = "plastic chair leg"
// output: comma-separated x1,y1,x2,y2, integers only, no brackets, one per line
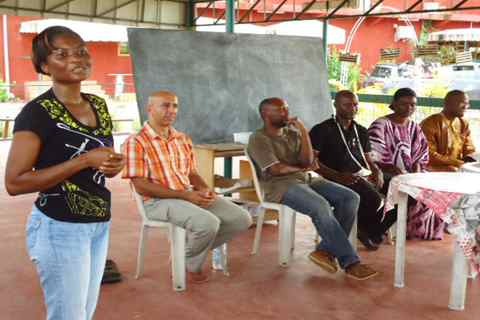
135,225,148,279
290,211,296,253
251,208,266,255
170,225,186,292
278,206,294,267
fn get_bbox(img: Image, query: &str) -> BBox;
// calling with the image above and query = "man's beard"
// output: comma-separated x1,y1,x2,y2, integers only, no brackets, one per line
271,119,288,128
339,113,355,121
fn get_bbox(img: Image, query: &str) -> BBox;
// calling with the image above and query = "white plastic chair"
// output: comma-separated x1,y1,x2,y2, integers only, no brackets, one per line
245,149,358,266
244,149,297,267
130,184,187,291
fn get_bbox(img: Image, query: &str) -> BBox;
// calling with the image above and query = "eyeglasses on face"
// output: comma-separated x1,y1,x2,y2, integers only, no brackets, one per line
50,46,89,59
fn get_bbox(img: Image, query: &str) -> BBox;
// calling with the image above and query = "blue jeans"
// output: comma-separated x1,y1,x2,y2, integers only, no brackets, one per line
281,178,360,269
26,206,110,320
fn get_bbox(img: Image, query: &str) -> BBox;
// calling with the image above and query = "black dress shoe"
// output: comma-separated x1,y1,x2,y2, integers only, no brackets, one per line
102,259,122,284
102,271,122,284
357,232,379,251
371,234,384,245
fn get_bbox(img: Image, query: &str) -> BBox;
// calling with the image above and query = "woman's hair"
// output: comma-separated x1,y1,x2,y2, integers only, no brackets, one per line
31,26,83,75
389,87,416,110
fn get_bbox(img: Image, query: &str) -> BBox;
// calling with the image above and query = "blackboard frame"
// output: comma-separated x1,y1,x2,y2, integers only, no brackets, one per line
128,29,332,143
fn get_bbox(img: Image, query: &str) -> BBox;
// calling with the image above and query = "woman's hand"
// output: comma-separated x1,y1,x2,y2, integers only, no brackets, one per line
83,147,114,169
99,153,125,178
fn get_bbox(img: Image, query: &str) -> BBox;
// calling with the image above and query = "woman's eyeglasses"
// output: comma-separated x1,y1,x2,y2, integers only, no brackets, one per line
50,47,89,59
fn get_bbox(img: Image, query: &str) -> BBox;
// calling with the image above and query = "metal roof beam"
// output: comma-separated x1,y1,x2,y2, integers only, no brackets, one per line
454,0,470,9
92,0,98,17
265,0,288,22
363,0,385,16
47,0,76,11
97,0,138,17
294,0,316,20
0,4,183,26
194,0,214,22
140,0,146,22
328,5,480,19
326,0,351,19
214,10,225,24
405,0,422,13
238,0,260,23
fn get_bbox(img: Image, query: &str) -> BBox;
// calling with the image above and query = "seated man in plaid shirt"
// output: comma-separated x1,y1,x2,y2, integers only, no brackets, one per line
122,90,252,283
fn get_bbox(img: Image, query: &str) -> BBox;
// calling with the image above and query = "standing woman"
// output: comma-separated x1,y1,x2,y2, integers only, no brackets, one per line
368,88,444,240
4,26,124,319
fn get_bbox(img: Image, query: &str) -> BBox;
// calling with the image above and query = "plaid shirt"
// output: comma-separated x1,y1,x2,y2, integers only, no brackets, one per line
121,122,198,198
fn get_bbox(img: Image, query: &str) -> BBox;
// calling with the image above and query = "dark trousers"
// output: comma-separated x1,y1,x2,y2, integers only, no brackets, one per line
348,178,397,240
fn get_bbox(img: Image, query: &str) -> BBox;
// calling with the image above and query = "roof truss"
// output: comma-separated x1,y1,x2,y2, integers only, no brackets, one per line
0,0,188,27
194,0,480,26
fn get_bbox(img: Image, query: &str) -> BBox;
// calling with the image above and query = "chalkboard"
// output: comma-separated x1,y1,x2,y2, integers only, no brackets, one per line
128,29,332,143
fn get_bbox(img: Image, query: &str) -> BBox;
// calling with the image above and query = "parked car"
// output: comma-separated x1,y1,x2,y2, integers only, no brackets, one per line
438,62,480,92
363,63,414,90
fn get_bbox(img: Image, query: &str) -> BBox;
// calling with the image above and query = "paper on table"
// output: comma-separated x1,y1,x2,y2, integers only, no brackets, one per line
214,179,253,194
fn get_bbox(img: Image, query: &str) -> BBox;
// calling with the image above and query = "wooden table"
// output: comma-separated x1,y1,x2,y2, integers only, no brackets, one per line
0,118,13,139
193,143,245,188
193,143,278,223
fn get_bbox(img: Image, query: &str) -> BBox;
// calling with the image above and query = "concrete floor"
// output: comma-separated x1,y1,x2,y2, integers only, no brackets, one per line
1,140,479,320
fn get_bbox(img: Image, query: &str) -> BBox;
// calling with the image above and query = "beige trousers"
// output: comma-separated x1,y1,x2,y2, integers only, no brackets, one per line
144,197,252,272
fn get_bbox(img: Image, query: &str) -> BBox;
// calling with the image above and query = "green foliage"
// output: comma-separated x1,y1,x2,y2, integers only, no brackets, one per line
328,79,344,92
354,86,392,127
328,46,341,81
419,20,434,46
415,83,449,119
439,46,456,65
0,80,9,102
347,64,361,92
328,46,362,92
419,82,449,98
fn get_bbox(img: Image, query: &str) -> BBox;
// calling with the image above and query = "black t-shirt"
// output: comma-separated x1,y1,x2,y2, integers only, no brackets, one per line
13,89,113,223
309,117,371,173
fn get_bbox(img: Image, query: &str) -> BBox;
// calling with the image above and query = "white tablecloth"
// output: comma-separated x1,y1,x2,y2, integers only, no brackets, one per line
386,172,480,276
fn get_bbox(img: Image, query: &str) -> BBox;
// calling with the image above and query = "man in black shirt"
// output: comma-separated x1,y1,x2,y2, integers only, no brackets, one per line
309,90,397,250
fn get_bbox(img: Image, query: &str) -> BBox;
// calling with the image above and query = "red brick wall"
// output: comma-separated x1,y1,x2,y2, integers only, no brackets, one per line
0,15,134,100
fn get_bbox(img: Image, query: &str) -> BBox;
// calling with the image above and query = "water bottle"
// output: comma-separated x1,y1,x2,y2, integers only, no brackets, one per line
212,243,227,271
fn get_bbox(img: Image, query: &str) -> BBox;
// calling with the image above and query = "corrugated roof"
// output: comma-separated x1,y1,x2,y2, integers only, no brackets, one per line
20,19,130,42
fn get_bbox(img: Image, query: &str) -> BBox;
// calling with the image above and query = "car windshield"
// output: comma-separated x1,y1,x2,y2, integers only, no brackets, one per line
371,66,392,78
453,65,475,71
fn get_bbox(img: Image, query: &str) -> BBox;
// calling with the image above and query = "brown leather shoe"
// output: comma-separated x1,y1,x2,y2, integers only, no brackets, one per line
187,271,210,284
345,262,379,280
308,250,338,273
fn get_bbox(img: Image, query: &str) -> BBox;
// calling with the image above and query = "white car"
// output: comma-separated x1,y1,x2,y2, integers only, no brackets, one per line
438,62,480,92
363,63,415,91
